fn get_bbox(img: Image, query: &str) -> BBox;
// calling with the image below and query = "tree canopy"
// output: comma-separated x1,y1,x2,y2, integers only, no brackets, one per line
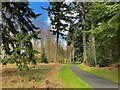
1,2,41,69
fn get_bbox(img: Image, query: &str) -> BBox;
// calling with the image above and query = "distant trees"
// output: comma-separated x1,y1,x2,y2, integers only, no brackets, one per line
65,45,73,63
12,2,119,67
2,2,119,68
58,2,120,66
41,29,66,63
65,2,91,63
42,2,72,62
44,29,56,62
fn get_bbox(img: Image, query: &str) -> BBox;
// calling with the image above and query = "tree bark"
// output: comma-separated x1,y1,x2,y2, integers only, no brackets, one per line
91,36,97,65
72,45,75,62
83,32,87,63
91,24,97,65
82,4,87,63
55,32,59,63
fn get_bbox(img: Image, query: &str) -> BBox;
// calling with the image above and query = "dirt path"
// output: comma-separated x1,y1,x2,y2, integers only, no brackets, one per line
71,64,119,90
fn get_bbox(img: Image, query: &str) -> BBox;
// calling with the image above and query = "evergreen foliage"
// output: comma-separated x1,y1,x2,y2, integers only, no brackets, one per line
2,2,41,70
64,2,120,66
41,48,48,63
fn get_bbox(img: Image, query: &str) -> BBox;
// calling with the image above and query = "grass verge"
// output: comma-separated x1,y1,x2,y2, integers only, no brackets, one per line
59,64,92,89
78,64,118,83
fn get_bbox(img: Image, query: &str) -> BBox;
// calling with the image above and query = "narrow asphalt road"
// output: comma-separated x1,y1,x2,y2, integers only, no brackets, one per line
71,64,119,90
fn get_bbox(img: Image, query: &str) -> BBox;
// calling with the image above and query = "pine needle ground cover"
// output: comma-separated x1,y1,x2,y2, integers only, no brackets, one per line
2,63,62,88
59,64,92,89
78,64,118,83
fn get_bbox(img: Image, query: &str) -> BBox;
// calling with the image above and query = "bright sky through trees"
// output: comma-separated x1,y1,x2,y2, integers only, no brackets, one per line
29,2,67,48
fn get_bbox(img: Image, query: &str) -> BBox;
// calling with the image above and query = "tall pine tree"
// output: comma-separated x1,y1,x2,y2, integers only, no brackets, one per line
2,2,41,69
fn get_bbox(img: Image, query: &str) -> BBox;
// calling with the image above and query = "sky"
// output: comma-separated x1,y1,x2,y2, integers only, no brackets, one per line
29,2,50,23
29,2,67,48
28,0,74,2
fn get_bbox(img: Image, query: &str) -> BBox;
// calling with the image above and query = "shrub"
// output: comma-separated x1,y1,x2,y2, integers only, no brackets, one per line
41,56,48,63
96,55,109,67
41,48,48,63
18,65,29,71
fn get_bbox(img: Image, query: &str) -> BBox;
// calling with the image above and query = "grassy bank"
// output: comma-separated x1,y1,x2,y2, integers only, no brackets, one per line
59,64,92,89
78,64,118,83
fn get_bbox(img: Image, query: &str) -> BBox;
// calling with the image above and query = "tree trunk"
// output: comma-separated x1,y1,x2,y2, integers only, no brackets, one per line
72,45,75,62
54,40,57,63
91,36,97,65
54,32,59,63
91,24,97,65
83,32,87,63
82,5,87,63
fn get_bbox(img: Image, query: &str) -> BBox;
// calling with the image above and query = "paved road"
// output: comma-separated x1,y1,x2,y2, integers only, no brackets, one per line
71,64,119,90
